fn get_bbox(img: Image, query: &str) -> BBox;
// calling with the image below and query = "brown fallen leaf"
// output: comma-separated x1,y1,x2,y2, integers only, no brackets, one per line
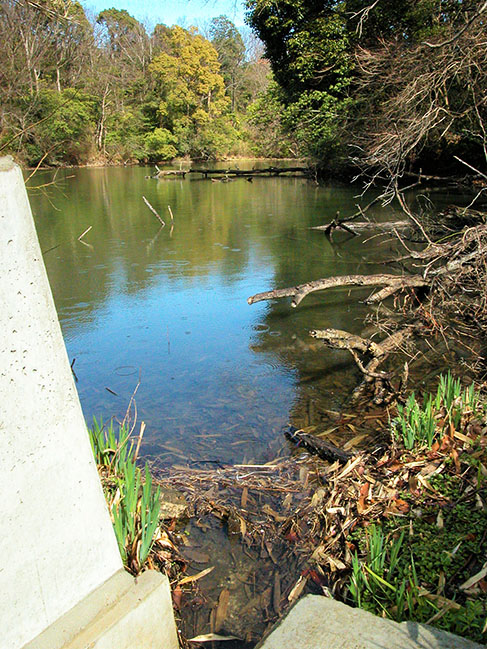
239,514,247,538
384,498,410,517
283,492,293,510
172,585,182,609
460,562,487,591
178,566,214,586
215,589,230,632
262,503,288,522
450,447,461,473
288,575,308,604
241,486,248,509
188,634,241,643
357,482,370,514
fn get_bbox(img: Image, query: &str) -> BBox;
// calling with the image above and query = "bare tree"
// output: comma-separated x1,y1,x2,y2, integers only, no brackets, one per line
350,5,487,199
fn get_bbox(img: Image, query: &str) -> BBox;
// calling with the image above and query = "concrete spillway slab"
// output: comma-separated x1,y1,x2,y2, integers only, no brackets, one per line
25,570,179,649
0,157,122,647
257,596,484,649
0,157,177,649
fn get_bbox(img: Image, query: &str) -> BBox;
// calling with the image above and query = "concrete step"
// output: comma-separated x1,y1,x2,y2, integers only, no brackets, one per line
257,596,484,649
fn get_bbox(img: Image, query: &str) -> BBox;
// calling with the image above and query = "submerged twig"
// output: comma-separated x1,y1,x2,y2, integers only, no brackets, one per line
143,196,165,226
77,225,92,241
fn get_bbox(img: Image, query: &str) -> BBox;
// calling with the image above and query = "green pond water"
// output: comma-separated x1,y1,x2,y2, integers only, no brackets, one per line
28,163,436,465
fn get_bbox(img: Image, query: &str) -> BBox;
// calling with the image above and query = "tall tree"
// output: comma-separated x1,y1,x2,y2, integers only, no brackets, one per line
149,26,231,157
245,0,352,159
97,8,150,71
209,15,245,111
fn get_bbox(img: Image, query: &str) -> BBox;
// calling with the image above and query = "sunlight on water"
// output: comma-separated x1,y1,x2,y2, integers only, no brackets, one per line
29,163,406,464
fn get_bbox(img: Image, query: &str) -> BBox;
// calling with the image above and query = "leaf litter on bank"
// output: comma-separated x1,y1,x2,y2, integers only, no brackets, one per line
145,395,487,647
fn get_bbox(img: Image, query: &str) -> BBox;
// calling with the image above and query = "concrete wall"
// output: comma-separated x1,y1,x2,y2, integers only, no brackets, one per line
0,157,123,649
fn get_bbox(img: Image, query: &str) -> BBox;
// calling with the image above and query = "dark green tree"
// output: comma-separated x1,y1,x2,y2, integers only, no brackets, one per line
245,0,353,160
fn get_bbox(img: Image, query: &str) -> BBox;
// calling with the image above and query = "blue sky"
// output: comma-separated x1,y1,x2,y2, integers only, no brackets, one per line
81,0,247,29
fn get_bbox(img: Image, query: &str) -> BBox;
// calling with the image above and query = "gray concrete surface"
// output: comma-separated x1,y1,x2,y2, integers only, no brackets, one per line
257,596,485,649
0,157,178,649
25,570,179,649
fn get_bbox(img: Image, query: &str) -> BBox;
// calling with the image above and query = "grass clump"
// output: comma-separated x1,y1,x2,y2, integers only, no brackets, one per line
349,525,434,622
392,371,485,450
89,418,160,575
349,476,487,642
348,373,487,643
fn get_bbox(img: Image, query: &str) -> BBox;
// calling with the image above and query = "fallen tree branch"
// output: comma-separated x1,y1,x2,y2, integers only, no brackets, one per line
310,328,377,354
142,196,165,227
247,274,427,308
312,220,411,234
310,326,416,403
285,427,351,464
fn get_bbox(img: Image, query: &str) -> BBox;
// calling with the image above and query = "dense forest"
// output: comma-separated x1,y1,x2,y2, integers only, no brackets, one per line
1,0,486,177
0,1,275,165
247,0,487,179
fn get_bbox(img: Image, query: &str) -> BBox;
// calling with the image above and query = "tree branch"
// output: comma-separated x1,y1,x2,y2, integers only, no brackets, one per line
247,274,427,308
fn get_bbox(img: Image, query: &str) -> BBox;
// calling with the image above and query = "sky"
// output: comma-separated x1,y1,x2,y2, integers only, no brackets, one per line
81,0,247,30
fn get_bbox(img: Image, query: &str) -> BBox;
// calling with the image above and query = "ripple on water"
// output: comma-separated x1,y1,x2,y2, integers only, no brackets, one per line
114,365,138,376
252,323,270,333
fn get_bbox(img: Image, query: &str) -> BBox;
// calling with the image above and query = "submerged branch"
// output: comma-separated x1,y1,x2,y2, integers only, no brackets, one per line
142,196,165,227
285,427,351,464
310,326,416,403
312,220,411,236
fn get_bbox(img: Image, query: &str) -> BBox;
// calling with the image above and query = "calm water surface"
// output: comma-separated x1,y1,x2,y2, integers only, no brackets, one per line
29,163,413,464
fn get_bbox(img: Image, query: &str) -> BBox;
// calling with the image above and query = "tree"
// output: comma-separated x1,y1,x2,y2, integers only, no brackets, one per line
348,1,487,184
245,0,353,160
91,9,155,160
97,8,150,72
0,0,96,164
246,81,294,157
209,15,245,111
246,0,351,100
151,23,172,56
149,26,232,158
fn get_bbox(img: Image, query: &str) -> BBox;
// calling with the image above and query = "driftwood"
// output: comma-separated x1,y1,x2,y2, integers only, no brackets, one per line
190,166,310,179
247,274,427,308
309,328,381,356
310,326,415,403
142,196,165,227
311,327,414,377
155,169,187,179
312,220,411,234
285,427,351,463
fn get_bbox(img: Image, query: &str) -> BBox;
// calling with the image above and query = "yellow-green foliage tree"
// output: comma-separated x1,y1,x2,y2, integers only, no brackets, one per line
149,26,236,159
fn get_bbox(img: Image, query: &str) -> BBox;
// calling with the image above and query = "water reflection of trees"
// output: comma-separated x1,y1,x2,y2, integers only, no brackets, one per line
32,167,325,318
29,166,405,458
247,202,403,436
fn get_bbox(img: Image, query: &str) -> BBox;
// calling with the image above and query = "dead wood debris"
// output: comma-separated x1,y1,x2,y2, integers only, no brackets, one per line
312,219,412,235
247,274,427,309
151,415,487,648
285,427,351,463
248,208,487,404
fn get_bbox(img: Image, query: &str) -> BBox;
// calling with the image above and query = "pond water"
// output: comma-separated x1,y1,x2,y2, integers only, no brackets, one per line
29,163,422,465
